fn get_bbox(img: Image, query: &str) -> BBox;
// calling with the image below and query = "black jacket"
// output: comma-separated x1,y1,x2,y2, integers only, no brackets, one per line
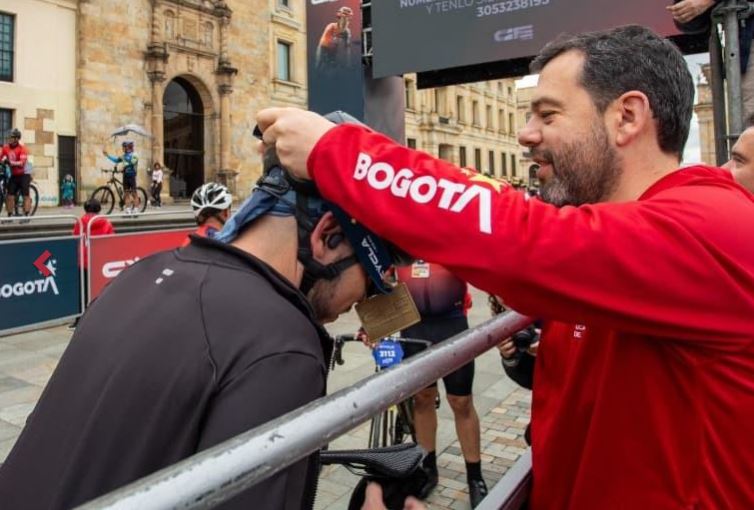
0,235,331,509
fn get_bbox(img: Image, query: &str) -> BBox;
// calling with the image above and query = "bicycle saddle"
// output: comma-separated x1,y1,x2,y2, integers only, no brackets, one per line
320,443,425,478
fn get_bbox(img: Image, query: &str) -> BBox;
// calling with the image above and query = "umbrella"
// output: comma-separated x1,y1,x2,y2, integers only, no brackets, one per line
110,124,153,139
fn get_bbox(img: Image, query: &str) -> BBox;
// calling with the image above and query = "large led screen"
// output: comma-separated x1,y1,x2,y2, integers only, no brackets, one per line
372,0,683,78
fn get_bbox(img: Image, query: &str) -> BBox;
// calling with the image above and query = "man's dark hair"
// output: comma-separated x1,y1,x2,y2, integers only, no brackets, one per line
530,25,694,158
84,198,102,214
197,208,223,226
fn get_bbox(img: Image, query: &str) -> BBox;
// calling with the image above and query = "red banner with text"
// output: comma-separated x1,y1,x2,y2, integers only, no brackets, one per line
88,229,194,301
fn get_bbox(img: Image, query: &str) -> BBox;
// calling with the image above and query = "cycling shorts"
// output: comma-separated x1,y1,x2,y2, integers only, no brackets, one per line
123,174,136,191
7,174,31,197
402,315,474,396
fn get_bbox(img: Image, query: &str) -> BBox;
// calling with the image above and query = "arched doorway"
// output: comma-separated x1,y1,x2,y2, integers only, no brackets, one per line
163,77,204,198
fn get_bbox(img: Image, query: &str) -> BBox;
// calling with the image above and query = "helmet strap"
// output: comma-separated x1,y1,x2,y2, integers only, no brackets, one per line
294,193,358,294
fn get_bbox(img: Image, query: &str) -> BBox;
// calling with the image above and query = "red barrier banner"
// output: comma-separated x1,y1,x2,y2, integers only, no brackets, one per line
89,229,194,300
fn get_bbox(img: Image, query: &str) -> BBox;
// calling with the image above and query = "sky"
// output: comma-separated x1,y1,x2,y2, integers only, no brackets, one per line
515,53,712,165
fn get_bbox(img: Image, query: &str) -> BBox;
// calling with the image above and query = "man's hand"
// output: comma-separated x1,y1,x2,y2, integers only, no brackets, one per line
667,0,715,24
497,337,517,359
255,107,336,181
102,149,109,157
361,483,426,510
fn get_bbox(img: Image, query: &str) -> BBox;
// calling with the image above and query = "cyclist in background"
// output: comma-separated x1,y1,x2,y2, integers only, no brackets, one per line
397,261,487,507
183,183,233,246
1,128,31,217
103,141,139,214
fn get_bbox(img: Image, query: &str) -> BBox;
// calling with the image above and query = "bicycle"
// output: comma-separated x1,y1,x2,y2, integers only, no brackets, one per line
331,335,435,448
91,166,148,215
0,162,39,217
328,334,432,509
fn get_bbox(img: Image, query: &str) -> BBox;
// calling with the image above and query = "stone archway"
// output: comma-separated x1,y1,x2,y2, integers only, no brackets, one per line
162,75,213,198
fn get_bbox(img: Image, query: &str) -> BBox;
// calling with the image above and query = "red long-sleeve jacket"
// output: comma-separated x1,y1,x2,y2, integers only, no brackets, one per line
308,124,754,509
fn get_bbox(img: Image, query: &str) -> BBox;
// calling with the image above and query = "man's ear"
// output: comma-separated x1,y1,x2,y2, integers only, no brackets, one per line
310,211,344,263
611,91,652,148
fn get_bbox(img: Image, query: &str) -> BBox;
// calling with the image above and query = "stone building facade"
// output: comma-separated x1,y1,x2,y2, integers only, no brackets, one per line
403,75,521,182
0,0,77,207
77,0,308,201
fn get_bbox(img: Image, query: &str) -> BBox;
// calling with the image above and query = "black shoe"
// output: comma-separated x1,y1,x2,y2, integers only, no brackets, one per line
469,478,488,508
417,467,438,500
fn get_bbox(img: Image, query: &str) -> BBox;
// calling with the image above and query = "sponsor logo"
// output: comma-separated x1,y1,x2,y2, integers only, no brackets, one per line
361,237,384,275
494,25,534,43
0,249,59,299
102,257,140,279
573,324,587,339
353,152,494,234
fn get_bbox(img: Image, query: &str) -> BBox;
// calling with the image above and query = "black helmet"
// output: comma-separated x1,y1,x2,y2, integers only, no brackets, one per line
9,128,21,139
219,111,413,295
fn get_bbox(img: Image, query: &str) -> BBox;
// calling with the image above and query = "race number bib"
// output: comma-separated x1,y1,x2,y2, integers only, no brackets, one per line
372,339,405,369
411,261,430,279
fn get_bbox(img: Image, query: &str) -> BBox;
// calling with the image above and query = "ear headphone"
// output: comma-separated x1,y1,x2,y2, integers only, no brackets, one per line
327,233,344,249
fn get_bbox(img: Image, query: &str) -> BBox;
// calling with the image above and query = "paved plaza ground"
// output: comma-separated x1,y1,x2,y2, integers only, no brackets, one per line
0,288,531,509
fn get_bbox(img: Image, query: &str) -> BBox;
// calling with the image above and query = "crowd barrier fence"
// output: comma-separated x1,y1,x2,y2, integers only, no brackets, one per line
0,215,82,336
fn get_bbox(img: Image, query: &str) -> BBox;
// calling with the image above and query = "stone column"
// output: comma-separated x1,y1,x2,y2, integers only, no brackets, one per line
147,40,169,200
219,84,232,177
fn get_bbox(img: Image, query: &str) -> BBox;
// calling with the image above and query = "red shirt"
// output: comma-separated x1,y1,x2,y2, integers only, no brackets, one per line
308,124,754,509
1,143,29,176
73,213,115,268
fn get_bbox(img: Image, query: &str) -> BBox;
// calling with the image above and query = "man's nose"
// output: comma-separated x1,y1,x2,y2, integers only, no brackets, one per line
518,120,542,148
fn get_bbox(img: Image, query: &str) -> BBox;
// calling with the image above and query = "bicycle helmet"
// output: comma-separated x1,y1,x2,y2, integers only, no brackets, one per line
218,111,413,295
191,182,233,217
9,128,21,139
122,141,134,150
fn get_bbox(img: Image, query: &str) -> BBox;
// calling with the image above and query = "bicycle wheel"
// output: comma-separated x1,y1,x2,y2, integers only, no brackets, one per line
392,399,416,445
28,183,39,215
91,186,116,215
14,183,39,216
135,187,148,212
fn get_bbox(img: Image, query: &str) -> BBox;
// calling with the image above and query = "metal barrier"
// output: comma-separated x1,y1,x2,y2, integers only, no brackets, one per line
0,215,83,336
77,310,533,509
86,211,195,304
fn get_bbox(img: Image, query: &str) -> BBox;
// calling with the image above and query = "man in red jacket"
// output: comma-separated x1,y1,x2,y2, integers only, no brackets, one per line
256,25,754,510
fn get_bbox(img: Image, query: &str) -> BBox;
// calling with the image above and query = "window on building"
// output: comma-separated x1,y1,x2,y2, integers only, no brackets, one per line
486,105,493,130
435,88,447,116
276,41,291,81
407,138,417,149
508,86,513,96
459,146,467,167
279,0,290,8
488,150,495,175
509,112,515,133
501,152,508,177
498,109,505,133
472,101,480,126
456,96,465,123
0,13,15,82
405,79,415,110
498,82,503,94
0,108,13,137
474,148,482,170
511,154,517,176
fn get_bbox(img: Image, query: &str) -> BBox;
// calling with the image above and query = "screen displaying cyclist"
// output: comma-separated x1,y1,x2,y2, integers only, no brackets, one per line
1,128,31,217
103,140,139,213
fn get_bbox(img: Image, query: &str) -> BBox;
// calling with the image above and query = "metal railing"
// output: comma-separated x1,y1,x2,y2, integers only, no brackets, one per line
77,310,533,509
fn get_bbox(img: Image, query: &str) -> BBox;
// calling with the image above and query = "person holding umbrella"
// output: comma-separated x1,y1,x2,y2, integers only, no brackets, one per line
103,140,140,214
